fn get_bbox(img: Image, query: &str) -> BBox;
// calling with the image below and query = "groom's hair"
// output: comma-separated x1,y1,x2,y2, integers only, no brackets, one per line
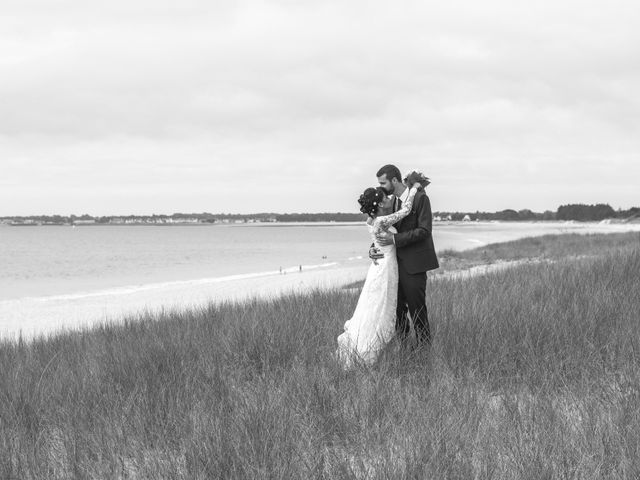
376,164,402,183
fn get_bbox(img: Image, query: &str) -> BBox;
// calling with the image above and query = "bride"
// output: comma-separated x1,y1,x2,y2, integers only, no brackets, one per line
336,174,423,369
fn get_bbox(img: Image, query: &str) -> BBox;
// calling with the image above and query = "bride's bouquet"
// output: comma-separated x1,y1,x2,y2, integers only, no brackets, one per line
404,170,431,188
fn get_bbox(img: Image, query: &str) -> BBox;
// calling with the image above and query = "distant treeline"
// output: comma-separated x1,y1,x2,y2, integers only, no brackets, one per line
435,204,639,222
2,204,638,224
272,213,365,222
0,212,365,224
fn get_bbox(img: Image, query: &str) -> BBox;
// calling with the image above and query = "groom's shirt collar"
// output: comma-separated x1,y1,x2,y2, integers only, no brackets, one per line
398,187,410,204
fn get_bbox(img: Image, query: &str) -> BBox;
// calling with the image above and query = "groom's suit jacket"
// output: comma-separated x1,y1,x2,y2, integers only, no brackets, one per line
394,188,439,274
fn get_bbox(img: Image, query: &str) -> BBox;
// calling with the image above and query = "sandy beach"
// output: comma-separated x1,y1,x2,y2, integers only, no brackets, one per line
0,262,371,341
1,221,639,342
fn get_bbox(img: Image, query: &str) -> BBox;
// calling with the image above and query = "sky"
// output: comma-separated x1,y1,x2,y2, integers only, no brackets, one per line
1,0,639,216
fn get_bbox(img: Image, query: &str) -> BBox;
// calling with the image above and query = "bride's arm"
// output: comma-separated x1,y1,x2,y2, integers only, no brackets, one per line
376,184,420,230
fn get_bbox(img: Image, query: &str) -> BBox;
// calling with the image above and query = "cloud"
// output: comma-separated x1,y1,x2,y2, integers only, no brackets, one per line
1,0,639,214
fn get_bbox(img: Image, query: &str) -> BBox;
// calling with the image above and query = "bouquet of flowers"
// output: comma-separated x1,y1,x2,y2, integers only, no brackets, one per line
404,170,431,188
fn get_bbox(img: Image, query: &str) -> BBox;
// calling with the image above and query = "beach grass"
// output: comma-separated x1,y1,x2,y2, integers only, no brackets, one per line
438,230,640,270
1,232,640,478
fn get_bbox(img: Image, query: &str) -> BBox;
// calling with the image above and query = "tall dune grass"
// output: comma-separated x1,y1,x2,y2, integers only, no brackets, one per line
1,233,639,478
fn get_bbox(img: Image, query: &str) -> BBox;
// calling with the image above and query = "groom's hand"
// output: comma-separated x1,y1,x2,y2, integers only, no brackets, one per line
376,231,394,246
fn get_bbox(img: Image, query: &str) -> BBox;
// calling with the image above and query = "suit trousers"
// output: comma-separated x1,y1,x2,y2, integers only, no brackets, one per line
396,267,431,345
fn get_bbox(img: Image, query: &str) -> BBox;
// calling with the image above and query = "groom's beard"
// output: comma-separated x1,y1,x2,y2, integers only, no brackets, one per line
381,186,393,195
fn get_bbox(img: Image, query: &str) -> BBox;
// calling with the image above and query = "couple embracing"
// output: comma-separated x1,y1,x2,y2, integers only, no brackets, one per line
336,164,439,369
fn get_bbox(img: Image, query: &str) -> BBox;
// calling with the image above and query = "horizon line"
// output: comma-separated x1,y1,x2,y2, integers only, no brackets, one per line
1,203,638,219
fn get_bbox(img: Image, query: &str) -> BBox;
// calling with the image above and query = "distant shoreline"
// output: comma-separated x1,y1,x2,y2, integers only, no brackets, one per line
2,219,639,228
1,221,366,227
2,202,637,227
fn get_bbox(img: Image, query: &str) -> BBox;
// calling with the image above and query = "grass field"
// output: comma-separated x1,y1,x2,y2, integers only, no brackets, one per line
1,232,639,479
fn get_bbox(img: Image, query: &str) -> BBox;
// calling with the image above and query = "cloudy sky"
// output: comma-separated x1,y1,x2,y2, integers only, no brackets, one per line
2,0,639,215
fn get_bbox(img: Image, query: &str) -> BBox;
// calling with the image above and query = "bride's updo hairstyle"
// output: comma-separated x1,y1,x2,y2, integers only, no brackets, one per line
358,187,386,218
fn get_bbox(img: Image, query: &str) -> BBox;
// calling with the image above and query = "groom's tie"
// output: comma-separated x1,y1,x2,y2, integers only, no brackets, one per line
395,197,402,212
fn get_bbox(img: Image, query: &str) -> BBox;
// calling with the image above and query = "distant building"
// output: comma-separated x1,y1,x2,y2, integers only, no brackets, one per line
9,219,40,226
169,218,199,224
73,219,96,225
462,215,471,222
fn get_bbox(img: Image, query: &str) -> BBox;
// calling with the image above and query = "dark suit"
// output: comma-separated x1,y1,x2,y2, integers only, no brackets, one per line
393,188,439,344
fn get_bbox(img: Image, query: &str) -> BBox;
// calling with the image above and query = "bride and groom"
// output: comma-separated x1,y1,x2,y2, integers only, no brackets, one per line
336,164,439,368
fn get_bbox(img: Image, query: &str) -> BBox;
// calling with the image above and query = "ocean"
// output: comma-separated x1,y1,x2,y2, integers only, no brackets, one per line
0,223,371,301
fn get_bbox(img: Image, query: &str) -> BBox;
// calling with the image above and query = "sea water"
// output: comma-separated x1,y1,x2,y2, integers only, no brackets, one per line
0,223,371,301
1,221,631,302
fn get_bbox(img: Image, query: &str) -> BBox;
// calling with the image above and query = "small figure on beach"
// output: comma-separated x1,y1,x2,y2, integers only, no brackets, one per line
336,165,439,368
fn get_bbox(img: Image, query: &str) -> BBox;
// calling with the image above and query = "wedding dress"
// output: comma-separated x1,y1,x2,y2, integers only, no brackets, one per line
336,186,418,368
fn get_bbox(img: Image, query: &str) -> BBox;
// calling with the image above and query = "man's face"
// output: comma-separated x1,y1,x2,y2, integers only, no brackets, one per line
377,174,395,195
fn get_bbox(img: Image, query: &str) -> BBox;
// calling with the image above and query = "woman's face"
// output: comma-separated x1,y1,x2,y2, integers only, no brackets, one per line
377,194,393,215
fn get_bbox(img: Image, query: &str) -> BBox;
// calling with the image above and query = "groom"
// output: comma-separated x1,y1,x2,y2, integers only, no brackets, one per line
373,164,439,346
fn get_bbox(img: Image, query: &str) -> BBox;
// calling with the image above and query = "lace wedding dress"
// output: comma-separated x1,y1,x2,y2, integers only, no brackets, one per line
336,186,418,368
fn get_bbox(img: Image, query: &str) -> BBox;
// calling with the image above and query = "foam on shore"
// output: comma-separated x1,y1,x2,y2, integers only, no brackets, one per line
13,262,341,303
